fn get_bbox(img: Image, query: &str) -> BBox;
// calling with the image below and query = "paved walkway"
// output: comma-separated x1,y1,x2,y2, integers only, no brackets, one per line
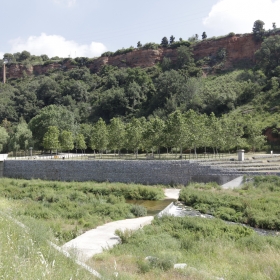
62,189,180,261
62,216,154,261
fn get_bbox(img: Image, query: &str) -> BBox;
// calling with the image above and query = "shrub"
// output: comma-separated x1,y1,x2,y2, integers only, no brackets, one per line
142,42,160,50
101,51,114,57
130,205,147,217
115,229,133,244
169,40,190,49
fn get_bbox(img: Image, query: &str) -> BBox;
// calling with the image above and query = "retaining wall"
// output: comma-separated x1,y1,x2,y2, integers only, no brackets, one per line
3,160,241,185
0,162,3,177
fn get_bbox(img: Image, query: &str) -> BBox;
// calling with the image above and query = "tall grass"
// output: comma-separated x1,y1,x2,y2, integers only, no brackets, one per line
0,200,95,279
91,216,280,279
179,177,280,230
0,178,164,243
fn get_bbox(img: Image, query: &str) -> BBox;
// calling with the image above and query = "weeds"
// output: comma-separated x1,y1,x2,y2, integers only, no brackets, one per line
0,178,164,243
94,215,280,279
179,177,280,230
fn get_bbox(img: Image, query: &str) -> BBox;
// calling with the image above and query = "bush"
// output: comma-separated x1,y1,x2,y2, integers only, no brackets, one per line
130,205,147,217
169,40,191,49
101,51,114,57
179,177,280,230
142,42,160,50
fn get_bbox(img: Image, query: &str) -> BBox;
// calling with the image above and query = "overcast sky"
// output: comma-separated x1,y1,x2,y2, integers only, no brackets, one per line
1,0,279,59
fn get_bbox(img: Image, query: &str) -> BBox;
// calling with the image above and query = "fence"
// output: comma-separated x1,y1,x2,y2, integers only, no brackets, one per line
6,152,234,161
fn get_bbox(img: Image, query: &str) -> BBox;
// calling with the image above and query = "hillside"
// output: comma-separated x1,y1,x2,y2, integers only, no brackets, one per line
1,28,280,152
1,33,263,79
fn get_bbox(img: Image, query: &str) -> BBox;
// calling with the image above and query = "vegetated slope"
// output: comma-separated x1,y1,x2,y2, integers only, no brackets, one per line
1,30,280,151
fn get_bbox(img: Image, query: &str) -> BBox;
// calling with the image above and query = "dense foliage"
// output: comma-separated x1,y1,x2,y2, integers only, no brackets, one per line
179,176,280,230
2,26,280,154
0,178,164,242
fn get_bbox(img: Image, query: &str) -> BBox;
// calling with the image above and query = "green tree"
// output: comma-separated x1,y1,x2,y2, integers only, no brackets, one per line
170,35,175,44
255,35,280,75
245,116,266,152
3,53,15,63
9,118,33,156
29,105,75,147
208,113,225,154
165,110,187,156
143,117,165,157
125,117,144,158
108,117,126,155
19,50,31,61
222,114,245,151
0,126,9,152
161,57,172,72
176,45,195,69
184,110,204,156
43,126,60,155
273,22,276,29
90,118,109,155
137,41,142,48
75,133,87,153
253,20,265,41
60,130,74,155
79,123,93,149
161,37,169,47
202,32,207,40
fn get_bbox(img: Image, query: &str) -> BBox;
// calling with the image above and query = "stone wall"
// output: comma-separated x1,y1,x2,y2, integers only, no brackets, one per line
3,160,240,185
0,162,3,177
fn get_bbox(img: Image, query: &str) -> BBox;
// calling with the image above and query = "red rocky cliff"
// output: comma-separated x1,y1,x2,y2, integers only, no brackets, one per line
2,33,263,79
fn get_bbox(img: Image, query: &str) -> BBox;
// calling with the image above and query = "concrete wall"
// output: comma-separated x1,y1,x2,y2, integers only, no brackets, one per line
3,160,241,185
0,162,3,177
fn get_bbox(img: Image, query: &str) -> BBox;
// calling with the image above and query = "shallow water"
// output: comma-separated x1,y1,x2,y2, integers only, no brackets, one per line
126,199,176,216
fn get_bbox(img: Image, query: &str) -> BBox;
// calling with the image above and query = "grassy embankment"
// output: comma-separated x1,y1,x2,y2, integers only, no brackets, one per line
179,176,280,230
0,198,96,279
2,177,280,279
0,178,165,279
90,177,280,279
0,178,164,243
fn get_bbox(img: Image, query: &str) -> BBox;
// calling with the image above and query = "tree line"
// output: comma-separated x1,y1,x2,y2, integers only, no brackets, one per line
0,108,265,156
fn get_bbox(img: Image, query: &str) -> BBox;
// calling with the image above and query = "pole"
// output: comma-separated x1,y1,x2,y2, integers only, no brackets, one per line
3,62,6,84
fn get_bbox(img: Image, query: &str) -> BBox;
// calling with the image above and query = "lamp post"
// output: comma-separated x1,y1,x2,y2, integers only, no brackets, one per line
3,59,7,84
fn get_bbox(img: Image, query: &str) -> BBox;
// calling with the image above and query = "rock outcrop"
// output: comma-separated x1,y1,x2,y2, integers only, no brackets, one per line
1,33,266,80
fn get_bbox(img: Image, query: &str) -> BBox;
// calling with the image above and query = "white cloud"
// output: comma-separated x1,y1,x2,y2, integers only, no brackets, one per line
53,0,77,8
203,0,280,35
9,33,107,58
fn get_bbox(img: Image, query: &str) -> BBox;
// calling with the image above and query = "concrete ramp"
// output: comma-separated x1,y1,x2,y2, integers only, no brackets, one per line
221,176,244,189
62,216,154,261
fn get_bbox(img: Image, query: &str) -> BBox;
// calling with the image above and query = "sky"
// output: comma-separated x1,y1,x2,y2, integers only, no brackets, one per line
1,0,280,59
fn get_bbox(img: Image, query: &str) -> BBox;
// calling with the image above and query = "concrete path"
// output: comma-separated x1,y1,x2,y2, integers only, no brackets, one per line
62,189,181,261
62,216,154,261
221,176,244,189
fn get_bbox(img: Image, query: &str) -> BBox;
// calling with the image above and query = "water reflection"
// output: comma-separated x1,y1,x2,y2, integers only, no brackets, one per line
126,199,176,216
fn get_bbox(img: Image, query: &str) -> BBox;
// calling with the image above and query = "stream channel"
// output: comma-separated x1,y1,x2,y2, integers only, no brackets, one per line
127,199,279,237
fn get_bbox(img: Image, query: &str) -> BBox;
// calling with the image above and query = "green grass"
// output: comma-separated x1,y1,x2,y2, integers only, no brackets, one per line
0,178,164,243
179,177,280,230
0,199,95,279
91,216,280,279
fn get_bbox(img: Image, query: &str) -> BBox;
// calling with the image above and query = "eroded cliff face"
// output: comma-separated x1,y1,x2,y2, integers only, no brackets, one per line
193,33,262,68
3,33,262,79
